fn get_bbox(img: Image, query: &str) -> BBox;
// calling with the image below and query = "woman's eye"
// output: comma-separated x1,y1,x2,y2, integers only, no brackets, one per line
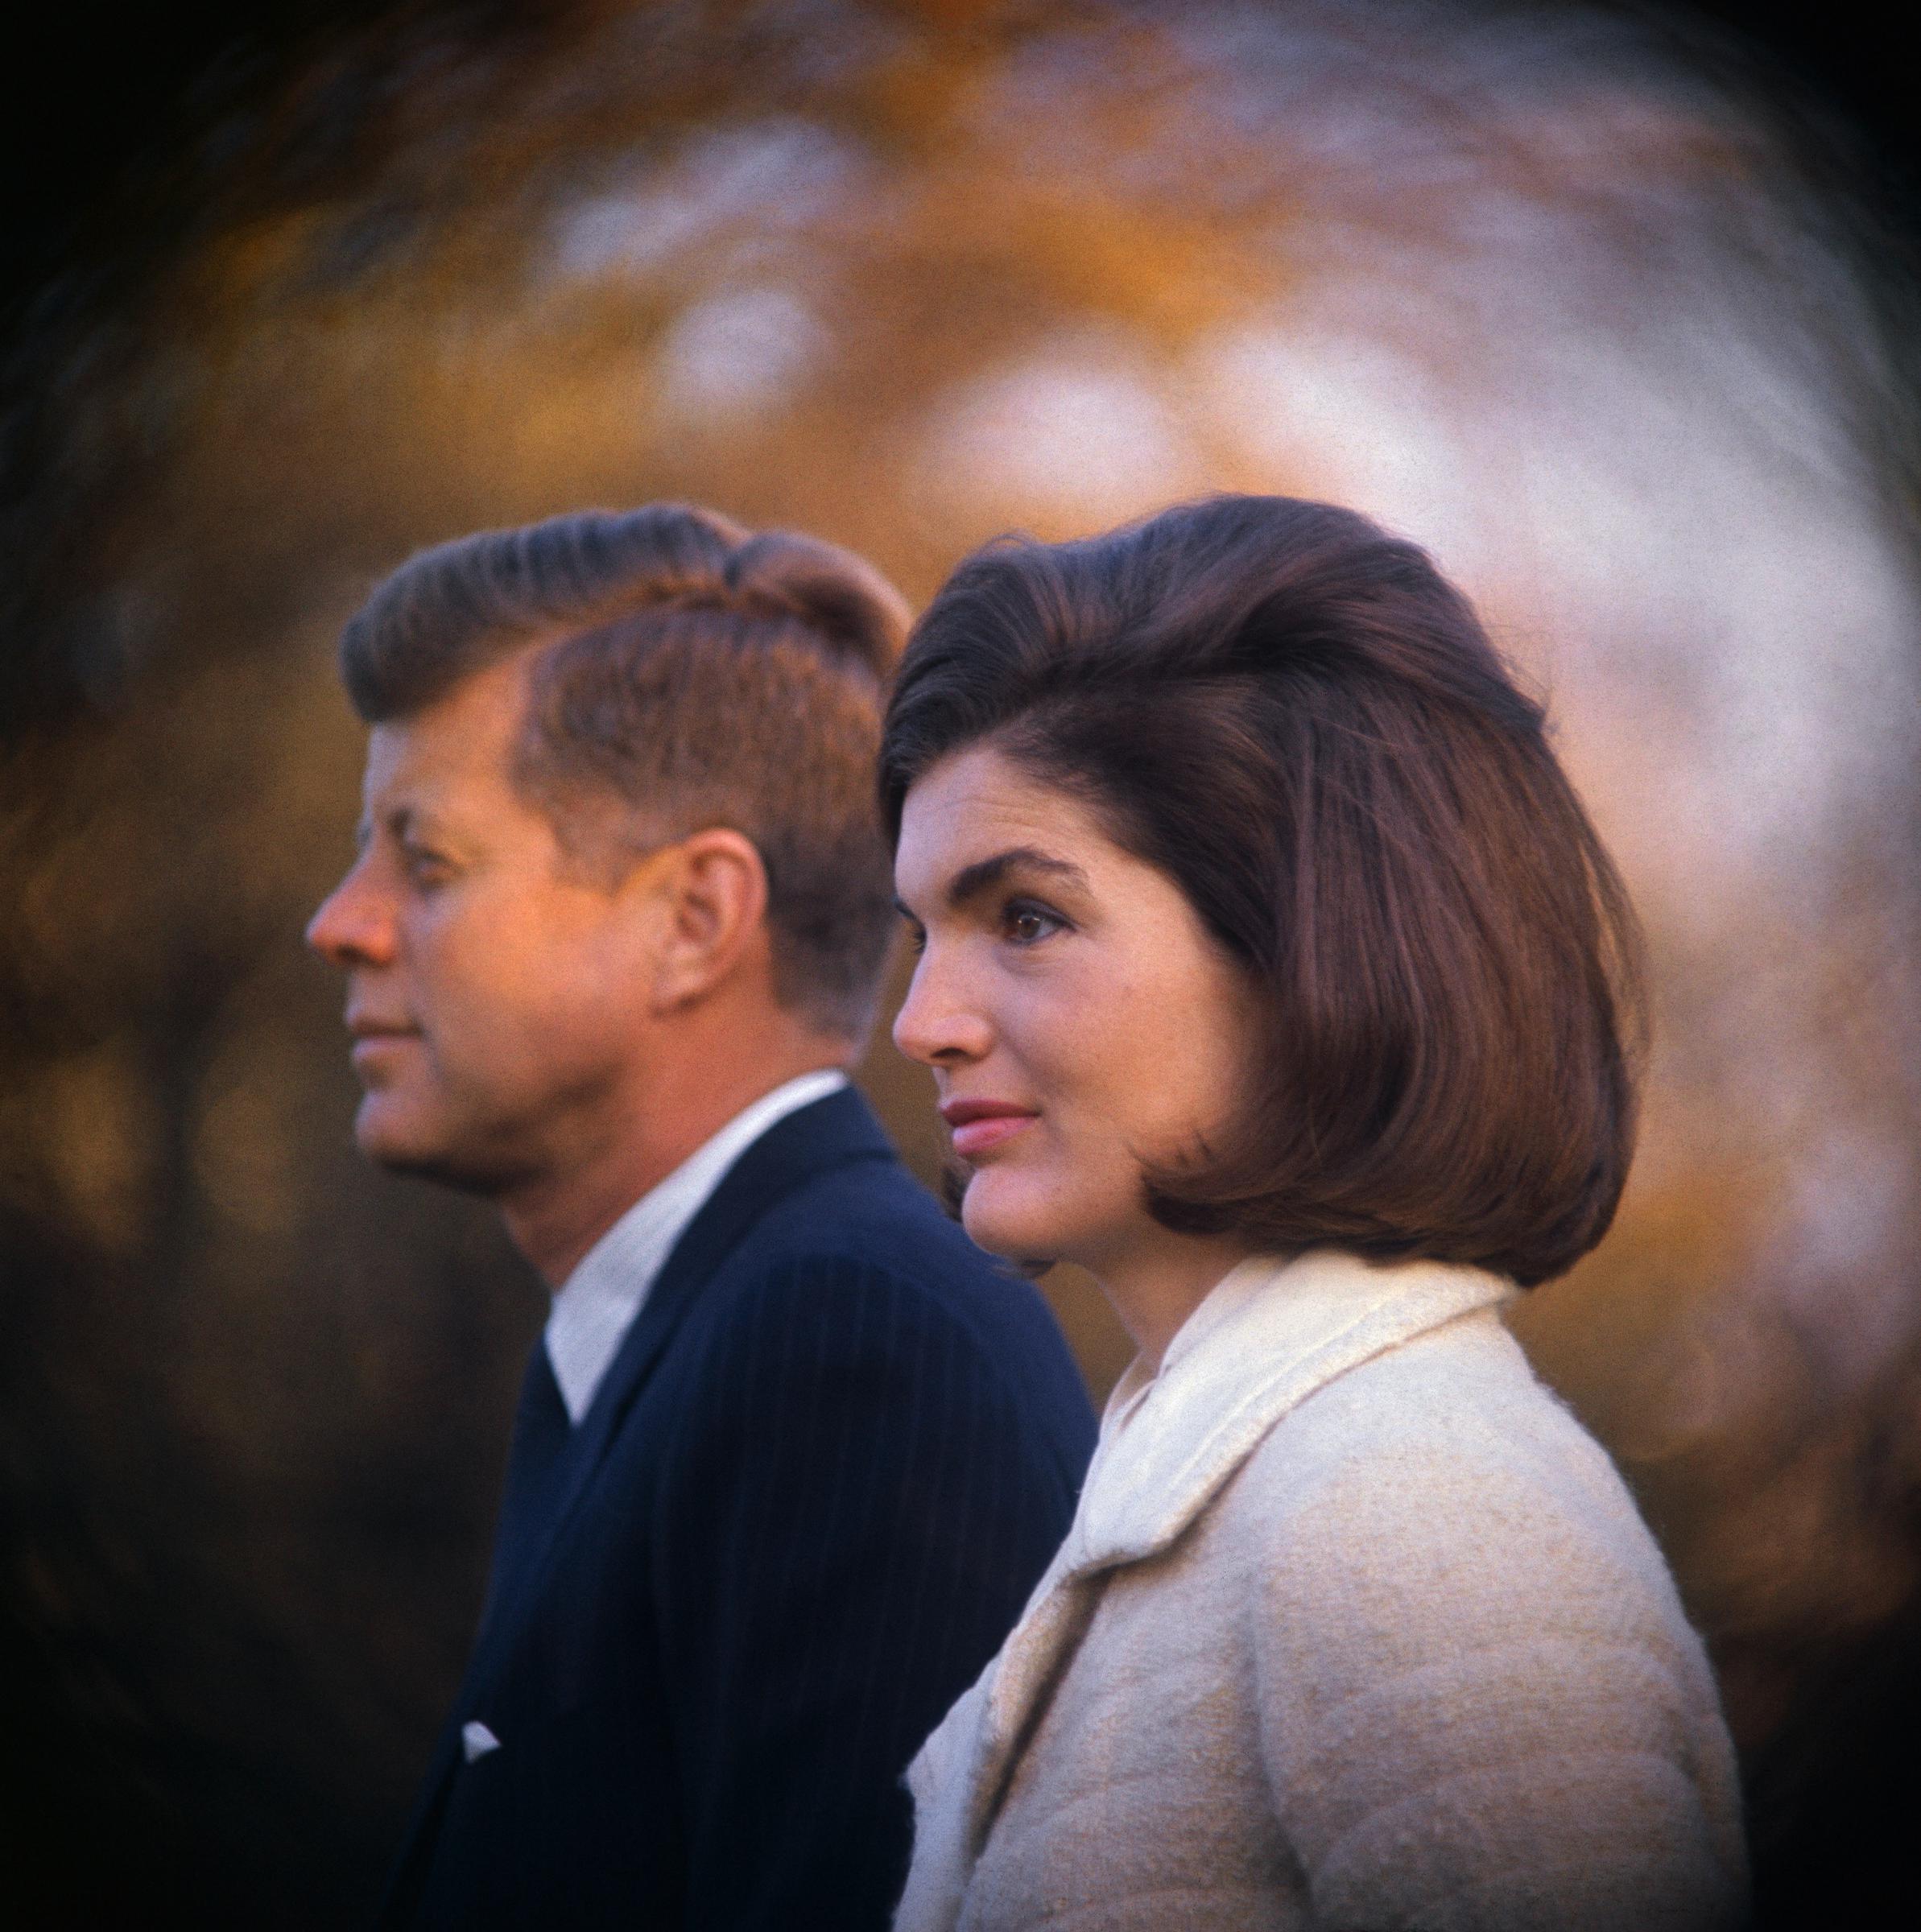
1002,901,1064,946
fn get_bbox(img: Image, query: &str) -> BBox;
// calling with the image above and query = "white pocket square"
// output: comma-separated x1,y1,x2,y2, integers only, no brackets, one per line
461,1720,502,1763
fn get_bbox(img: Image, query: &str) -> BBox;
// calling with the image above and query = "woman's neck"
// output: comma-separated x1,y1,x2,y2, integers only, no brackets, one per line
1089,1227,1262,1374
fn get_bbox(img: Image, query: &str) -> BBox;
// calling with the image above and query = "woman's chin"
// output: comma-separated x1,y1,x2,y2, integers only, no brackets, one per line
958,1174,1065,1269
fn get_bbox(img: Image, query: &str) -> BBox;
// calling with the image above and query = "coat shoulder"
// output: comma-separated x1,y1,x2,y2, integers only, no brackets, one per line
1225,1305,1716,1715
1245,1307,1652,1567
1214,1319,1749,1926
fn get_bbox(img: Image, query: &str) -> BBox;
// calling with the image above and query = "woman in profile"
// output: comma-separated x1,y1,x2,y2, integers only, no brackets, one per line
883,495,1747,1932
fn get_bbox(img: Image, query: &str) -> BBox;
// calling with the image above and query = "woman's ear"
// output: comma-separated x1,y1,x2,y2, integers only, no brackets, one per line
638,828,770,1012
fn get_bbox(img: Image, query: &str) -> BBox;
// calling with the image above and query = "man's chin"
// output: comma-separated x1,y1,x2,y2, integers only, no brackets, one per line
353,1105,512,1198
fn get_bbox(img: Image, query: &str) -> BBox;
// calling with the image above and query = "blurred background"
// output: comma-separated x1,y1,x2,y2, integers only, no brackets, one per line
2,1,1915,1924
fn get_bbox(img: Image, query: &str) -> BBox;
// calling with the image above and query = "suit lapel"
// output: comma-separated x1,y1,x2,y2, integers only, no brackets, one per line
461,1084,894,1698
382,1088,896,1918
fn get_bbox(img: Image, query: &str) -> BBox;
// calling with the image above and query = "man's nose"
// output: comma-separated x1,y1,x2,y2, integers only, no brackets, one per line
305,865,397,968
891,946,993,1068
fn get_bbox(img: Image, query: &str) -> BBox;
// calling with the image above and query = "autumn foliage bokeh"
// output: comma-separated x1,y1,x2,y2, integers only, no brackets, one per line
2,3,1916,1925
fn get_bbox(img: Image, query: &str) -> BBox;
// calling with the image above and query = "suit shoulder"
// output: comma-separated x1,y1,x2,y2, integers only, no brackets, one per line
708,1154,1061,1344
669,1155,1093,1443
760,1149,989,1265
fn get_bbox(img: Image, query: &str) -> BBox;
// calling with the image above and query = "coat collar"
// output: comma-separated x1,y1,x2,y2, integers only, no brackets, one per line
894,1249,1514,1932
1062,1247,1514,1576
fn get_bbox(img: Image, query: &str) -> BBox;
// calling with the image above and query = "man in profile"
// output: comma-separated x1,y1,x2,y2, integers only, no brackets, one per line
305,504,1094,1930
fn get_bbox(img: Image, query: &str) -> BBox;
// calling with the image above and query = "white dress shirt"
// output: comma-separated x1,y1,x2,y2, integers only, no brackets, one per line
543,1069,849,1422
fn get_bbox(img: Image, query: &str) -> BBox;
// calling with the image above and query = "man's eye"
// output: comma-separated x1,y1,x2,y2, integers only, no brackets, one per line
404,849,452,885
899,918,927,956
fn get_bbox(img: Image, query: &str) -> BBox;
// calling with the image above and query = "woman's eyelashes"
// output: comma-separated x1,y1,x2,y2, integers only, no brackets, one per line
1000,897,1068,947
895,897,1068,955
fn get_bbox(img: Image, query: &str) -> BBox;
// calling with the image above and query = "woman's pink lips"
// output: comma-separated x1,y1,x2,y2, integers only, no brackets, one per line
945,1111,1038,1161
951,1116,1033,1160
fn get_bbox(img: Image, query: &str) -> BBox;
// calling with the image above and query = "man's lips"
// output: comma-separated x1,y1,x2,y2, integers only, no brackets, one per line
940,1098,1039,1162
347,1019,419,1062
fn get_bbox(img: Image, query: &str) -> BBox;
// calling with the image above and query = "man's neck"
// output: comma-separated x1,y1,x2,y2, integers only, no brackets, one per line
501,1037,854,1289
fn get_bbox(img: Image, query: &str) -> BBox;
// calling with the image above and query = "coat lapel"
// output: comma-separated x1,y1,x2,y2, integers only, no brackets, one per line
895,1249,1515,1932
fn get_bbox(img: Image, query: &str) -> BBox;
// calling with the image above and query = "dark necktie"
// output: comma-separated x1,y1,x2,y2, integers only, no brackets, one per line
475,1339,572,1642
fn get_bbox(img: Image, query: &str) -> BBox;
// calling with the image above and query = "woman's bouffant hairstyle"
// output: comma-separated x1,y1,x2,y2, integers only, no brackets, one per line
878,494,1646,1287
342,502,909,1039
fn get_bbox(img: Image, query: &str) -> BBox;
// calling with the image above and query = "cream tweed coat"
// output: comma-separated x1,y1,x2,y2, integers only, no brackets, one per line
894,1249,1748,1932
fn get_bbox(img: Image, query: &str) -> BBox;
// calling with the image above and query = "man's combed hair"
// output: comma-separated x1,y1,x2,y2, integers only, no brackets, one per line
343,503,910,1038
879,494,1646,1287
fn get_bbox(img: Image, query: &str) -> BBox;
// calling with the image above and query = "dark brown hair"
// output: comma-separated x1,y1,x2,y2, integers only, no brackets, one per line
342,502,909,1037
878,494,1645,1286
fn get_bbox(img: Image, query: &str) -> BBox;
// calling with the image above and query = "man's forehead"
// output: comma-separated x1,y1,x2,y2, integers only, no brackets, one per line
359,717,436,813
358,658,530,807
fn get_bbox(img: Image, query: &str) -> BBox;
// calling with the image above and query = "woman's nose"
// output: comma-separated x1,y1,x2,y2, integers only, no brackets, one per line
892,945,994,1067
305,861,397,969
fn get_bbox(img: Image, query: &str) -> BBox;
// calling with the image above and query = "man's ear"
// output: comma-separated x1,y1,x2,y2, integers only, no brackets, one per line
638,828,770,1013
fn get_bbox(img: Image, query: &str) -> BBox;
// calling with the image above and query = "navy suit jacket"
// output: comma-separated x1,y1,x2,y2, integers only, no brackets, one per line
381,1086,1096,1930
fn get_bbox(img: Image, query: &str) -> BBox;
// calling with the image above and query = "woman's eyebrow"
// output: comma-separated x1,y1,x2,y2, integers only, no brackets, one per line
944,847,1088,910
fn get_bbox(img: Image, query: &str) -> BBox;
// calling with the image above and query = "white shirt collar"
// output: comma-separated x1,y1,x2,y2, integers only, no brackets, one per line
542,1069,850,1422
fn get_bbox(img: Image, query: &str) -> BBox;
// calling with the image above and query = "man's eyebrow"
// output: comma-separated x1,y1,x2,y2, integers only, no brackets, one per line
392,805,446,841
357,803,440,851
